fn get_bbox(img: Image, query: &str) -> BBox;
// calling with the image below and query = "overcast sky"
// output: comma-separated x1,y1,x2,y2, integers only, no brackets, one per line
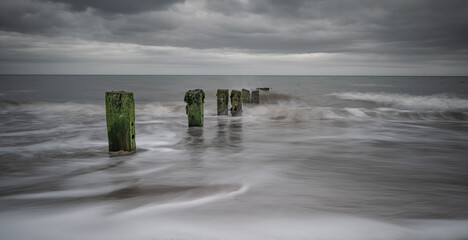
1,0,467,75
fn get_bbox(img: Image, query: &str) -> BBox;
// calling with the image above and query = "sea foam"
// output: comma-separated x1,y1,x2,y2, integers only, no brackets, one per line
329,92,468,110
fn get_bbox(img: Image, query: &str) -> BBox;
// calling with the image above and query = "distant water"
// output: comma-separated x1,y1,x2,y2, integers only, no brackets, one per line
1,75,468,240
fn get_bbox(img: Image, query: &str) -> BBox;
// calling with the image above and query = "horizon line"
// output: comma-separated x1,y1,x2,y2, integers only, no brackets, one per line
1,74,467,77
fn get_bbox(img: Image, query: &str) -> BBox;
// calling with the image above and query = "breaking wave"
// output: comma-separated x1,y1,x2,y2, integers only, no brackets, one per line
0,100,189,118
257,92,303,104
1,92,467,127
329,92,468,110
244,105,467,122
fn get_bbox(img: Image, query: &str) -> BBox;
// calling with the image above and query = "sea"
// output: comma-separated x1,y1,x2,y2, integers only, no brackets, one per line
0,75,468,240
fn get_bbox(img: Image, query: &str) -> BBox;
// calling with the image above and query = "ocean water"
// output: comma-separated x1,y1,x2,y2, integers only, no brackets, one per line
0,75,468,240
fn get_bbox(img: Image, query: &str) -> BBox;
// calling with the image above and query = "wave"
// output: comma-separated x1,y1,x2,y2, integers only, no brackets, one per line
329,92,468,110
117,184,249,216
0,100,104,117
256,92,303,104
0,123,102,137
0,100,194,118
244,105,467,122
137,102,186,117
1,180,248,214
1,93,467,128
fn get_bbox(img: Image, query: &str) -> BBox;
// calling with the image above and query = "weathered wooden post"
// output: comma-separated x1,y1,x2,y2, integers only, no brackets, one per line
230,90,242,116
105,91,136,156
242,88,251,103
251,90,260,104
184,89,205,127
216,89,229,115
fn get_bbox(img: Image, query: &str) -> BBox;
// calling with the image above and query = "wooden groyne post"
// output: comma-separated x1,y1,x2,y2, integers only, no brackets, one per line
230,90,243,116
184,89,205,127
242,89,251,103
251,90,260,104
105,91,136,156
217,89,229,115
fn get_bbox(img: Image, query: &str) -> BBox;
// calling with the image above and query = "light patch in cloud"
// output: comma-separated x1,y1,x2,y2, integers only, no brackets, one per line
1,32,466,75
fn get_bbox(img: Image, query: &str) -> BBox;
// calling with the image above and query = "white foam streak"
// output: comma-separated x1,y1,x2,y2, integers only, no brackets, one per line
0,133,106,154
0,123,102,137
11,102,104,115
117,184,250,217
137,102,185,117
2,185,123,200
330,92,468,110
244,104,467,122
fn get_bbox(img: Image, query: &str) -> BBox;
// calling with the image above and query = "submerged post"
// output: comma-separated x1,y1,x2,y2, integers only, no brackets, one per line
216,89,229,115
242,88,251,104
251,90,260,104
230,90,242,116
184,89,205,127
105,91,136,156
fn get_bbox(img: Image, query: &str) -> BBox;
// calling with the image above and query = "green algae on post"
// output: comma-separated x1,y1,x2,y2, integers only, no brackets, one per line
242,88,251,104
230,90,242,116
105,91,136,156
184,89,205,127
251,90,260,104
216,89,229,115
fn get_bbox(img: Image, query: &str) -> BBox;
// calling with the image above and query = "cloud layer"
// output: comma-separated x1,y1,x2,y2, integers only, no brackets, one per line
1,0,467,75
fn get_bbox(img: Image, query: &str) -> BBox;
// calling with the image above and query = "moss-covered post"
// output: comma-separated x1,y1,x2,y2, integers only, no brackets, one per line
230,90,242,116
242,89,251,104
105,91,136,156
184,89,205,127
251,90,260,104
216,89,229,115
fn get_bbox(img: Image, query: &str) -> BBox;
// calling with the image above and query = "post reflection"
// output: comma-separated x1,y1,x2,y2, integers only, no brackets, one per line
185,127,204,162
211,117,244,153
212,117,228,150
228,117,243,152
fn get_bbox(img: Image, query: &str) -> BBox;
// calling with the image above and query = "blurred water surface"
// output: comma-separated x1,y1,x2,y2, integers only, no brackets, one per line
1,75,468,240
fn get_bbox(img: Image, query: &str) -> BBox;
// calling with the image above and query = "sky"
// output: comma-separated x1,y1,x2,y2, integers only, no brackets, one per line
0,0,467,75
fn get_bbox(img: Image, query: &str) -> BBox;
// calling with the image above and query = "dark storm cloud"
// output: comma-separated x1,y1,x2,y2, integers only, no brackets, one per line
1,0,467,74
189,0,468,58
0,0,69,34
2,0,467,54
0,0,181,36
204,0,310,17
207,0,468,55
40,0,185,14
